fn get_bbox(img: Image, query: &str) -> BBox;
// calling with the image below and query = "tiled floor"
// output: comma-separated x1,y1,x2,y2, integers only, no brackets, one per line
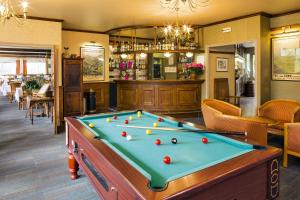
0,95,300,200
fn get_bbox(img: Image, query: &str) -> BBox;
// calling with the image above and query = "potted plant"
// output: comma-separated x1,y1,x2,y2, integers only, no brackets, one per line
24,80,41,95
185,63,204,80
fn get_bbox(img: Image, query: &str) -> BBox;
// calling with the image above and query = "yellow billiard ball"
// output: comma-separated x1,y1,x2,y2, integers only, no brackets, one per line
89,123,94,128
138,114,142,118
129,116,134,121
153,122,158,128
137,111,142,115
106,118,111,123
146,129,152,135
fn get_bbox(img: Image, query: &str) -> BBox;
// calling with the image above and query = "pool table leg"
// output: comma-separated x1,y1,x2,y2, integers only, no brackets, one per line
68,151,79,180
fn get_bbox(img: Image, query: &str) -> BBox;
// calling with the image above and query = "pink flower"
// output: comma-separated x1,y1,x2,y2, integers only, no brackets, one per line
125,74,129,80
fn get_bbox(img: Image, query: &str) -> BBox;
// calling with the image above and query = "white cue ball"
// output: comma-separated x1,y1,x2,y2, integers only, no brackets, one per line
126,135,132,141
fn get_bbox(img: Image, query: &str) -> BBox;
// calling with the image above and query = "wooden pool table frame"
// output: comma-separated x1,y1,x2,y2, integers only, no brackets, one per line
65,113,281,200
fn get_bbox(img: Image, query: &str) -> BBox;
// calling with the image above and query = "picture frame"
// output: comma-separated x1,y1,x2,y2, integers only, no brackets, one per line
216,58,228,72
272,35,300,81
80,46,105,82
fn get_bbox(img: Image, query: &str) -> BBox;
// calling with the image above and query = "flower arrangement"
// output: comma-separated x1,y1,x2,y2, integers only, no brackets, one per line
185,63,204,75
119,60,135,80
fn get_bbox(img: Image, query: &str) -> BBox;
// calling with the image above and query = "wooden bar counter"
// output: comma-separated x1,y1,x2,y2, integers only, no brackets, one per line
115,80,205,113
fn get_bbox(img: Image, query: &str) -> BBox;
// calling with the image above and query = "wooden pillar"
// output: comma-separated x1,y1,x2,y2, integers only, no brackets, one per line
16,60,20,75
23,60,27,76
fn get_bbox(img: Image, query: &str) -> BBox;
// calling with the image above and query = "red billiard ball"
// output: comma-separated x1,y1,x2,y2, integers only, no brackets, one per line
202,137,208,144
158,117,163,122
163,156,171,164
155,139,161,145
113,115,117,120
121,131,127,137
124,120,129,124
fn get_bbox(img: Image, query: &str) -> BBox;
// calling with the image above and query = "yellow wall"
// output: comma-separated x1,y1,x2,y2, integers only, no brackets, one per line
208,53,235,98
201,15,272,105
62,30,110,82
270,13,300,101
0,19,62,131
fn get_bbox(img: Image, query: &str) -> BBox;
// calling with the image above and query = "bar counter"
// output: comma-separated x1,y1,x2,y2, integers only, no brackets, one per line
115,80,205,113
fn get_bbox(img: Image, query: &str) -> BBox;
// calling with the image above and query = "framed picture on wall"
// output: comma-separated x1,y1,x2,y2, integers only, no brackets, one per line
216,58,228,72
272,35,300,81
80,46,105,82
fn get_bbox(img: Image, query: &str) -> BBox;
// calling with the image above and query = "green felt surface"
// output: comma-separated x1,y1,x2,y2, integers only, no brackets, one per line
79,111,254,189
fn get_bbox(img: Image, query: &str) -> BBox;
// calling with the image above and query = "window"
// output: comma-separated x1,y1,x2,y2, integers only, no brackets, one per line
0,61,16,75
26,60,47,75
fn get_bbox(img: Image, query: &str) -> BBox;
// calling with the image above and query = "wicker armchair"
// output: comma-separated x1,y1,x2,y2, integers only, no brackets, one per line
257,99,300,136
283,123,300,167
202,99,268,145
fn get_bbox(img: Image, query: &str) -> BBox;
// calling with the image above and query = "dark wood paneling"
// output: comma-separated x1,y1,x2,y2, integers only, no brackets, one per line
116,80,204,113
156,86,174,109
83,82,109,113
117,85,139,110
140,86,155,109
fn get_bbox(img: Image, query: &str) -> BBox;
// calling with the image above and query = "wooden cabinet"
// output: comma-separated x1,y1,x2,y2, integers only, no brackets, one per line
116,80,204,113
63,58,83,117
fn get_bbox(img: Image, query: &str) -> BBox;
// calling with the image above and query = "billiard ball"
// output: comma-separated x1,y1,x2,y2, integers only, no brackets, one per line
113,115,117,120
126,135,132,141
129,116,134,121
106,118,111,123
153,122,158,128
137,111,142,115
146,129,152,135
88,123,94,128
171,138,177,144
124,120,129,124
121,131,127,137
138,114,142,118
155,139,161,145
202,137,208,144
158,117,163,122
163,156,171,164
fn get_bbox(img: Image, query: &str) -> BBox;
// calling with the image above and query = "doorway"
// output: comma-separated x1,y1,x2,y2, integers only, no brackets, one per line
207,42,257,116
0,45,56,133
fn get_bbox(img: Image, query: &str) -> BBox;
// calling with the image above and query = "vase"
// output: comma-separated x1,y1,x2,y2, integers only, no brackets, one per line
190,73,197,80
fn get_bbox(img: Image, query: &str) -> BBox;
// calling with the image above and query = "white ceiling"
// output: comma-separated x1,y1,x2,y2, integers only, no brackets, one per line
26,0,300,32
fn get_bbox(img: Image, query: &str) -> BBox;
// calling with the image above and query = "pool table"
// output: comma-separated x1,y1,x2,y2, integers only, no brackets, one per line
65,111,281,200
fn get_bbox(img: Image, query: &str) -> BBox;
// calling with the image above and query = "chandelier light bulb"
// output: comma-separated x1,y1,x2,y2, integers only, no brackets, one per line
164,27,168,35
21,1,28,10
183,24,188,31
0,5,5,15
167,25,172,31
175,28,180,36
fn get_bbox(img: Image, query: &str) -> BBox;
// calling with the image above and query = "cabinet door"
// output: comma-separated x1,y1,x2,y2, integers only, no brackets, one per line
64,92,82,116
63,59,83,116
63,60,82,92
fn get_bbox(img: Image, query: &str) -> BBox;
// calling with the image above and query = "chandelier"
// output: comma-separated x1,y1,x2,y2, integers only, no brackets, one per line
0,0,29,24
162,23,192,44
160,0,209,12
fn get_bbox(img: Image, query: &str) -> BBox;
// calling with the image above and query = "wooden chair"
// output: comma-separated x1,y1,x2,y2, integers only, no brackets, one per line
7,82,21,103
214,78,240,106
283,123,300,167
257,99,300,136
202,99,268,145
